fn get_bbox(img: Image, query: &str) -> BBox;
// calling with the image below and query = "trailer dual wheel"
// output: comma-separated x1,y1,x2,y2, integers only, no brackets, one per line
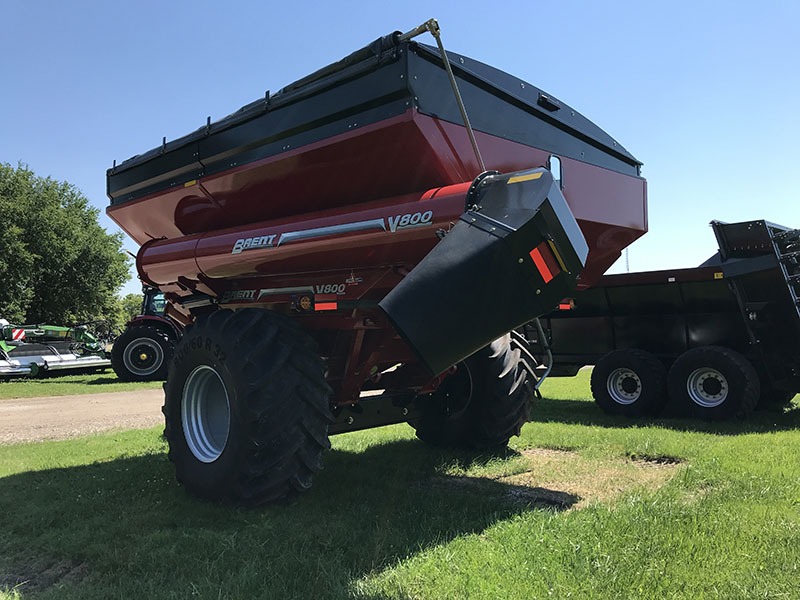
411,333,533,449
111,326,173,382
667,346,759,420
163,308,332,505
590,349,667,417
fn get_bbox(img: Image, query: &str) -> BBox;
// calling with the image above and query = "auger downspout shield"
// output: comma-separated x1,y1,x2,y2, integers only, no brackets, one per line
380,169,588,375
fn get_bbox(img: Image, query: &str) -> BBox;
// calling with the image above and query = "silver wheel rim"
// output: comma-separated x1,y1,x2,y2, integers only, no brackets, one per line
686,367,728,408
181,365,231,463
607,368,642,405
122,338,164,376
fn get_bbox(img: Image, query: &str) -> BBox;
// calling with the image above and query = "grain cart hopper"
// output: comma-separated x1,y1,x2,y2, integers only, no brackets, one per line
0,321,110,377
106,21,647,504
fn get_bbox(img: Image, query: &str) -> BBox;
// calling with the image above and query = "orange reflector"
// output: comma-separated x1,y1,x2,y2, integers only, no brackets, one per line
529,247,554,284
298,295,312,311
315,302,338,311
558,299,575,310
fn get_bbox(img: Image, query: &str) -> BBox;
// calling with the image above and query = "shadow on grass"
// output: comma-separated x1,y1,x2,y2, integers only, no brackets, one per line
533,395,800,435
0,369,112,384
0,438,570,599
85,376,126,385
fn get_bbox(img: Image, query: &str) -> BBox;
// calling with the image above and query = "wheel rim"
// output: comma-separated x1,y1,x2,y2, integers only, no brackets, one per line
686,367,728,407
606,368,642,405
181,365,231,463
122,339,163,376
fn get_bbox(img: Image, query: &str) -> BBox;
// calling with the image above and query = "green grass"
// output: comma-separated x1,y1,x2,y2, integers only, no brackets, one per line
0,372,161,399
1,371,799,599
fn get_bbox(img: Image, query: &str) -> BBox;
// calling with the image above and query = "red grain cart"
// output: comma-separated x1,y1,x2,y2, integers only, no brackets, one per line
107,22,647,504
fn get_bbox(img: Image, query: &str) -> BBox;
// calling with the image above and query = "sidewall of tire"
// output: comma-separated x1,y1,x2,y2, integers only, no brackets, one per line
112,326,173,382
590,349,667,417
667,346,759,420
164,332,247,501
410,362,474,447
162,308,332,505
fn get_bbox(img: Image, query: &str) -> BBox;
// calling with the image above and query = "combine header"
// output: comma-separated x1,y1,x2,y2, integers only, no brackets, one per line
106,20,647,504
0,321,110,377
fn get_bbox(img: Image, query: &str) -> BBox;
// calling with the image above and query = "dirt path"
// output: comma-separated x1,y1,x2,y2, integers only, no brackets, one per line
0,389,165,445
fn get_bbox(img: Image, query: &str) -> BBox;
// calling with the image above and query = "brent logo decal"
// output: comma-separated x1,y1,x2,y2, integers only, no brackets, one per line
232,234,277,255
220,289,256,302
387,210,433,233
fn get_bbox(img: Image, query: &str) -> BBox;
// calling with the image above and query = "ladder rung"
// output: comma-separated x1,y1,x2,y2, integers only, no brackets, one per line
773,228,800,239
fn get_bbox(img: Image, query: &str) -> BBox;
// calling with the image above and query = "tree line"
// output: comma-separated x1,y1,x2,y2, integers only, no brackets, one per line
0,162,138,330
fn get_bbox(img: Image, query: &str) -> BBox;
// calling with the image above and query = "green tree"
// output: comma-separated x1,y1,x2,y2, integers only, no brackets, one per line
120,292,144,323
0,222,34,323
0,163,130,324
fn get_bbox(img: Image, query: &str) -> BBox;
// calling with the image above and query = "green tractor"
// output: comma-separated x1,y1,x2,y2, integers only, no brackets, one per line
0,320,111,378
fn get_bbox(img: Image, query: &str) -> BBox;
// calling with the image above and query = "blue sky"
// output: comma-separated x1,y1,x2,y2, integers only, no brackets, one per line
2,0,798,297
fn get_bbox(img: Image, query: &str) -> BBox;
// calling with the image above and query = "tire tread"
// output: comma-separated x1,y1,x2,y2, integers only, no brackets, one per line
412,333,534,449
163,308,332,505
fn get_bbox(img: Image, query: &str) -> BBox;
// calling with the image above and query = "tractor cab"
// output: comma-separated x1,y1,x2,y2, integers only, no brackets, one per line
142,287,167,317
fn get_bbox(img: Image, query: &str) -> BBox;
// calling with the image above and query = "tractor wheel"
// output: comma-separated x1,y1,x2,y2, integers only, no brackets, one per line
667,346,759,420
411,333,533,450
162,308,332,505
111,326,173,382
590,349,667,417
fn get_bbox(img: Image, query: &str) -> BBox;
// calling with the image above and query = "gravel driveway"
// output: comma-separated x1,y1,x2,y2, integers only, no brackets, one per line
0,389,165,445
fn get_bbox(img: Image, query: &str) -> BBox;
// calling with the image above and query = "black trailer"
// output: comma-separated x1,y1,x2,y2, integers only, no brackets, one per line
530,219,800,419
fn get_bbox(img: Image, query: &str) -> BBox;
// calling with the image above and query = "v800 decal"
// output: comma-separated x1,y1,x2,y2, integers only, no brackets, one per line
315,283,346,295
231,211,435,254
220,282,348,304
387,210,433,232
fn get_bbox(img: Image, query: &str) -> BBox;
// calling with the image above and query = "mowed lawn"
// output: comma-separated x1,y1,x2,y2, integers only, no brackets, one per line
1,371,799,599
0,372,162,399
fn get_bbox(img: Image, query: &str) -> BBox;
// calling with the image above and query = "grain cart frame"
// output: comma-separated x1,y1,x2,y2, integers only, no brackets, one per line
531,219,800,420
106,22,647,504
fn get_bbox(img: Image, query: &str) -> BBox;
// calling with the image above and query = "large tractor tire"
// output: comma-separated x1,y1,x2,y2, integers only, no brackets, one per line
667,346,759,420
111,326,173,382
590,349,668,417
411,333,533,450
163,308,332,505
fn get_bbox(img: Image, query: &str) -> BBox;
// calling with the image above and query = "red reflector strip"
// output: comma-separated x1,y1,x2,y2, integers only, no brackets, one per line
558,303,572,310
529,247,554,284
314,302,338,311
